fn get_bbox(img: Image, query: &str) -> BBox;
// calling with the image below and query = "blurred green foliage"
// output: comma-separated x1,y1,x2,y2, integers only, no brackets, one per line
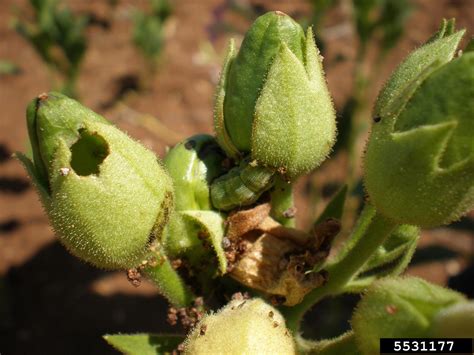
13,0,88,97
309,0,413,185
0,60,21,76
132,0,171,70
353,0,411,56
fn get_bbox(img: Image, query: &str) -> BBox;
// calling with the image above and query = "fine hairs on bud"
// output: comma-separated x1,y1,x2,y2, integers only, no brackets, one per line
364,23,473,227
184,298,296,355
18,92,174,269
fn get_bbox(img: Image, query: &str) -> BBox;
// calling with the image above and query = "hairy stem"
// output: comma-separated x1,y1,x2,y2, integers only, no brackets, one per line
142,247,195,307
270,175,295,227
282,207,397,332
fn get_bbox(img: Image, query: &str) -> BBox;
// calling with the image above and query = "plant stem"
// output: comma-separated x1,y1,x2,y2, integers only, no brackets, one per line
270,175,295,227
282,207,397,332
142,247,195,308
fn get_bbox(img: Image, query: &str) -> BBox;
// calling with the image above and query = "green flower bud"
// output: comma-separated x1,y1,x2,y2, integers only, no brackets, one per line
431,301,474,338
364,23,474,227
214,11,336,179
352,277,466,355
17,92,174,269
184,298,295,354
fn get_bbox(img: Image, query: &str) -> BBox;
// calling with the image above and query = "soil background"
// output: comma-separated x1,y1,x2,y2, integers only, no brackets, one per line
0,0,473,354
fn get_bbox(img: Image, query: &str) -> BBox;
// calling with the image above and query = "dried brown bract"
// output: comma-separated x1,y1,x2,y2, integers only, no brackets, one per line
225,204,340,305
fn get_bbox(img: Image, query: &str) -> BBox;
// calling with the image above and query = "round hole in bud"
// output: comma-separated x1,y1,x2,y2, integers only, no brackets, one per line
70,129,109,176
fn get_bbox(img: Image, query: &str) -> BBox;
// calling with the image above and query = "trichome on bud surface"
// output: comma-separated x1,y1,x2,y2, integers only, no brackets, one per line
352,277,467,354
364,20,474,227
212,11,336,210
17,92,174,269
184,298,295,354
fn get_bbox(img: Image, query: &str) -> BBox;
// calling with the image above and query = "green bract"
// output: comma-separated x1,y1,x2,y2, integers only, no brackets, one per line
17,92,174,269
162,135,228,274
164,134,225,211
364,23,474,227
214,11,336,179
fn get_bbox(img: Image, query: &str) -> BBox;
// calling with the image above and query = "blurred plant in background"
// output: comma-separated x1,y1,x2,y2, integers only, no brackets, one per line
336,0,412,177
304,0,413,188
12,0,88,98
0,59,21,76
132,0,172,86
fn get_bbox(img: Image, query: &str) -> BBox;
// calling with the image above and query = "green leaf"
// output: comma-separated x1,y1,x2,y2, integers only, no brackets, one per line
103,333,183,355
360,225,419,273
344,236,419,293
345,229,419,293
315,185,347,225
376,234,418,277
180,210,227,273
329,203,376,266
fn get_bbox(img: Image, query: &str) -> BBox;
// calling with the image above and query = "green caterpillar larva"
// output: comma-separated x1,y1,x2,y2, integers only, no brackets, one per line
210,159,275,211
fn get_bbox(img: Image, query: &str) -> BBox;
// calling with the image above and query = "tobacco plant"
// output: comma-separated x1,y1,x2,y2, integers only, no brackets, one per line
13,0,88,98
18,11,473,355
132,0,172,79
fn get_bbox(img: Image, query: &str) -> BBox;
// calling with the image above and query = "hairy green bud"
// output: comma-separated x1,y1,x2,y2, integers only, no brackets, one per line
214,11,336,179
17,92,174,269
431,301,474,338
352,277,466,355
184,298,295,354
364,23,473,227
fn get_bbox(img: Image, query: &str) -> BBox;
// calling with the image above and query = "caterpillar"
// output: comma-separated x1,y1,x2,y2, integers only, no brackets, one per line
210,158,275,211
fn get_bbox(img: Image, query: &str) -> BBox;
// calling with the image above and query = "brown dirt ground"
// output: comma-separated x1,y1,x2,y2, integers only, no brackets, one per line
0,0,473,354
